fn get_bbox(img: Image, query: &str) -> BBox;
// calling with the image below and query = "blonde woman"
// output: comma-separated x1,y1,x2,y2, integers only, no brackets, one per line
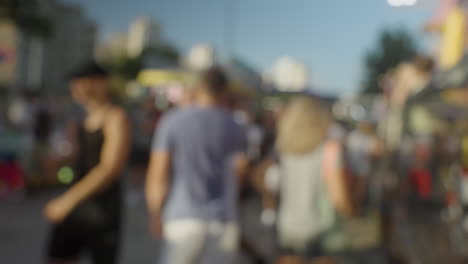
256,96,353,264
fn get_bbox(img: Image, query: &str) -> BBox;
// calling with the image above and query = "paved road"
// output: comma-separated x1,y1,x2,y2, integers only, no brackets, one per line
0,189,158,264
2,188,460,263
393,204,461,264
0,187,273,264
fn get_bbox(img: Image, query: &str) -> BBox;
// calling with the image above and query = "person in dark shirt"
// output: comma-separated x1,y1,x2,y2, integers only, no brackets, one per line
44,62,131,264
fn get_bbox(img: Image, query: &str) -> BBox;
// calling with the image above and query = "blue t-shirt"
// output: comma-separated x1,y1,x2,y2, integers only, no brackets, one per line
152,106,247,222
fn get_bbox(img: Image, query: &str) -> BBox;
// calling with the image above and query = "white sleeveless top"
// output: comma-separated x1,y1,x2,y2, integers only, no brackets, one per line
277,145,328,250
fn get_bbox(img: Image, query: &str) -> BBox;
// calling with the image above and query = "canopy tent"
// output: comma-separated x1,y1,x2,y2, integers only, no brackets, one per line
404,54,468,118
137,69,197,87
137,68,258,99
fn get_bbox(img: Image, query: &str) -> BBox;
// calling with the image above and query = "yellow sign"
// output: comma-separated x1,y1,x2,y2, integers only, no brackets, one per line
440,6,466,69
137,69,196,87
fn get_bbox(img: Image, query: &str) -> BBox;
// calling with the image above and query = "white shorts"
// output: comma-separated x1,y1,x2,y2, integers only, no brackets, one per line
159,220,239,264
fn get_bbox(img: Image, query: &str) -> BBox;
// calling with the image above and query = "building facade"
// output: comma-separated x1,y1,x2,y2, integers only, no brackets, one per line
0,0,96,97
43,2,96,95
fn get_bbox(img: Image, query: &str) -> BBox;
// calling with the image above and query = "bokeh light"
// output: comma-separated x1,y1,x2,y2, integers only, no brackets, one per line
57,166,74,185
387,0,418,7
55,140,72,157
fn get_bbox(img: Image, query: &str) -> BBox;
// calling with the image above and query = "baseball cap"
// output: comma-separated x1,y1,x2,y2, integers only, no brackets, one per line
68,61,109,80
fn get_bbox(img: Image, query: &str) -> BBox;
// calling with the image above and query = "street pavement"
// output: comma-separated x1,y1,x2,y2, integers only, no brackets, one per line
0,187,272,264
0,189,158,264
0,186,460,264
393,205,460,264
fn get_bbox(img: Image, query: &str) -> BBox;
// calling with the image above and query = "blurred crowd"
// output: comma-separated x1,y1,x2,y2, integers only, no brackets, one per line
2,53,468,264
7,0,468,263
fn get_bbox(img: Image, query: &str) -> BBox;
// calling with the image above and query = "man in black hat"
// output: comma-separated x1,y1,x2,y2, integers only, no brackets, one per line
44,61,131,263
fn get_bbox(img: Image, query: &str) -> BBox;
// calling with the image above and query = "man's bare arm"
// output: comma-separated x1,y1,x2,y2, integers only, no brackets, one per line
233,153,249,187
146,151,172,217
60,108,131,207
324,141,354,217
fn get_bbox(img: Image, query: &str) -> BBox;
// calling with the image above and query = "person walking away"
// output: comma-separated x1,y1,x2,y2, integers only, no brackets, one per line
21,109,55,192
43,62,131,264
146,67,249,264
347,120,383,210
257,96,353,264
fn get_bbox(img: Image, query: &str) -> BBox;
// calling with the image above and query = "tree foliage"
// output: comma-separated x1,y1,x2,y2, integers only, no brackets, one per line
105,44,180,81
361,27,419,93
103,43,180,102
142,44,180,63
1,0,52,37
107,54,142,80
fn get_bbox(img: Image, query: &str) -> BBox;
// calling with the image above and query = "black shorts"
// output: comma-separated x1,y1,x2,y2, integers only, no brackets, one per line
278,234,346,261
46,202,121,263
279,240,327,260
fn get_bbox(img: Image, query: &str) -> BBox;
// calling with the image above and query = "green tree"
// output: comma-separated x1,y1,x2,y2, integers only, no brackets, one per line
0,0,18,19
0,0,52,37
108,54,142,80
362,27,419,94
103,43,180,102
105,44,180,80
142,44,180,63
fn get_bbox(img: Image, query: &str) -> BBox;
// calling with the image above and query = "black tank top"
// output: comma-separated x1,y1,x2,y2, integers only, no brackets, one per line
77,125,104,178
70,123,122,225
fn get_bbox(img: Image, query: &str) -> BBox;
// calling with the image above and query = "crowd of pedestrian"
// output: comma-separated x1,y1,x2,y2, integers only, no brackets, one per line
3,55,468,264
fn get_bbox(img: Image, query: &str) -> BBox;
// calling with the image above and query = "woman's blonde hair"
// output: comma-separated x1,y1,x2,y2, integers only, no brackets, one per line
276,95,332,155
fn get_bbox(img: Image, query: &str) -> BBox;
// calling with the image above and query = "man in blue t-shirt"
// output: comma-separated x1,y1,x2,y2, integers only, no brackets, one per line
146,67,248,264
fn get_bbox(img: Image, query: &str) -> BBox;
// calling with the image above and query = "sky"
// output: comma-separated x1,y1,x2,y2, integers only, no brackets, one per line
61,0,440,95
